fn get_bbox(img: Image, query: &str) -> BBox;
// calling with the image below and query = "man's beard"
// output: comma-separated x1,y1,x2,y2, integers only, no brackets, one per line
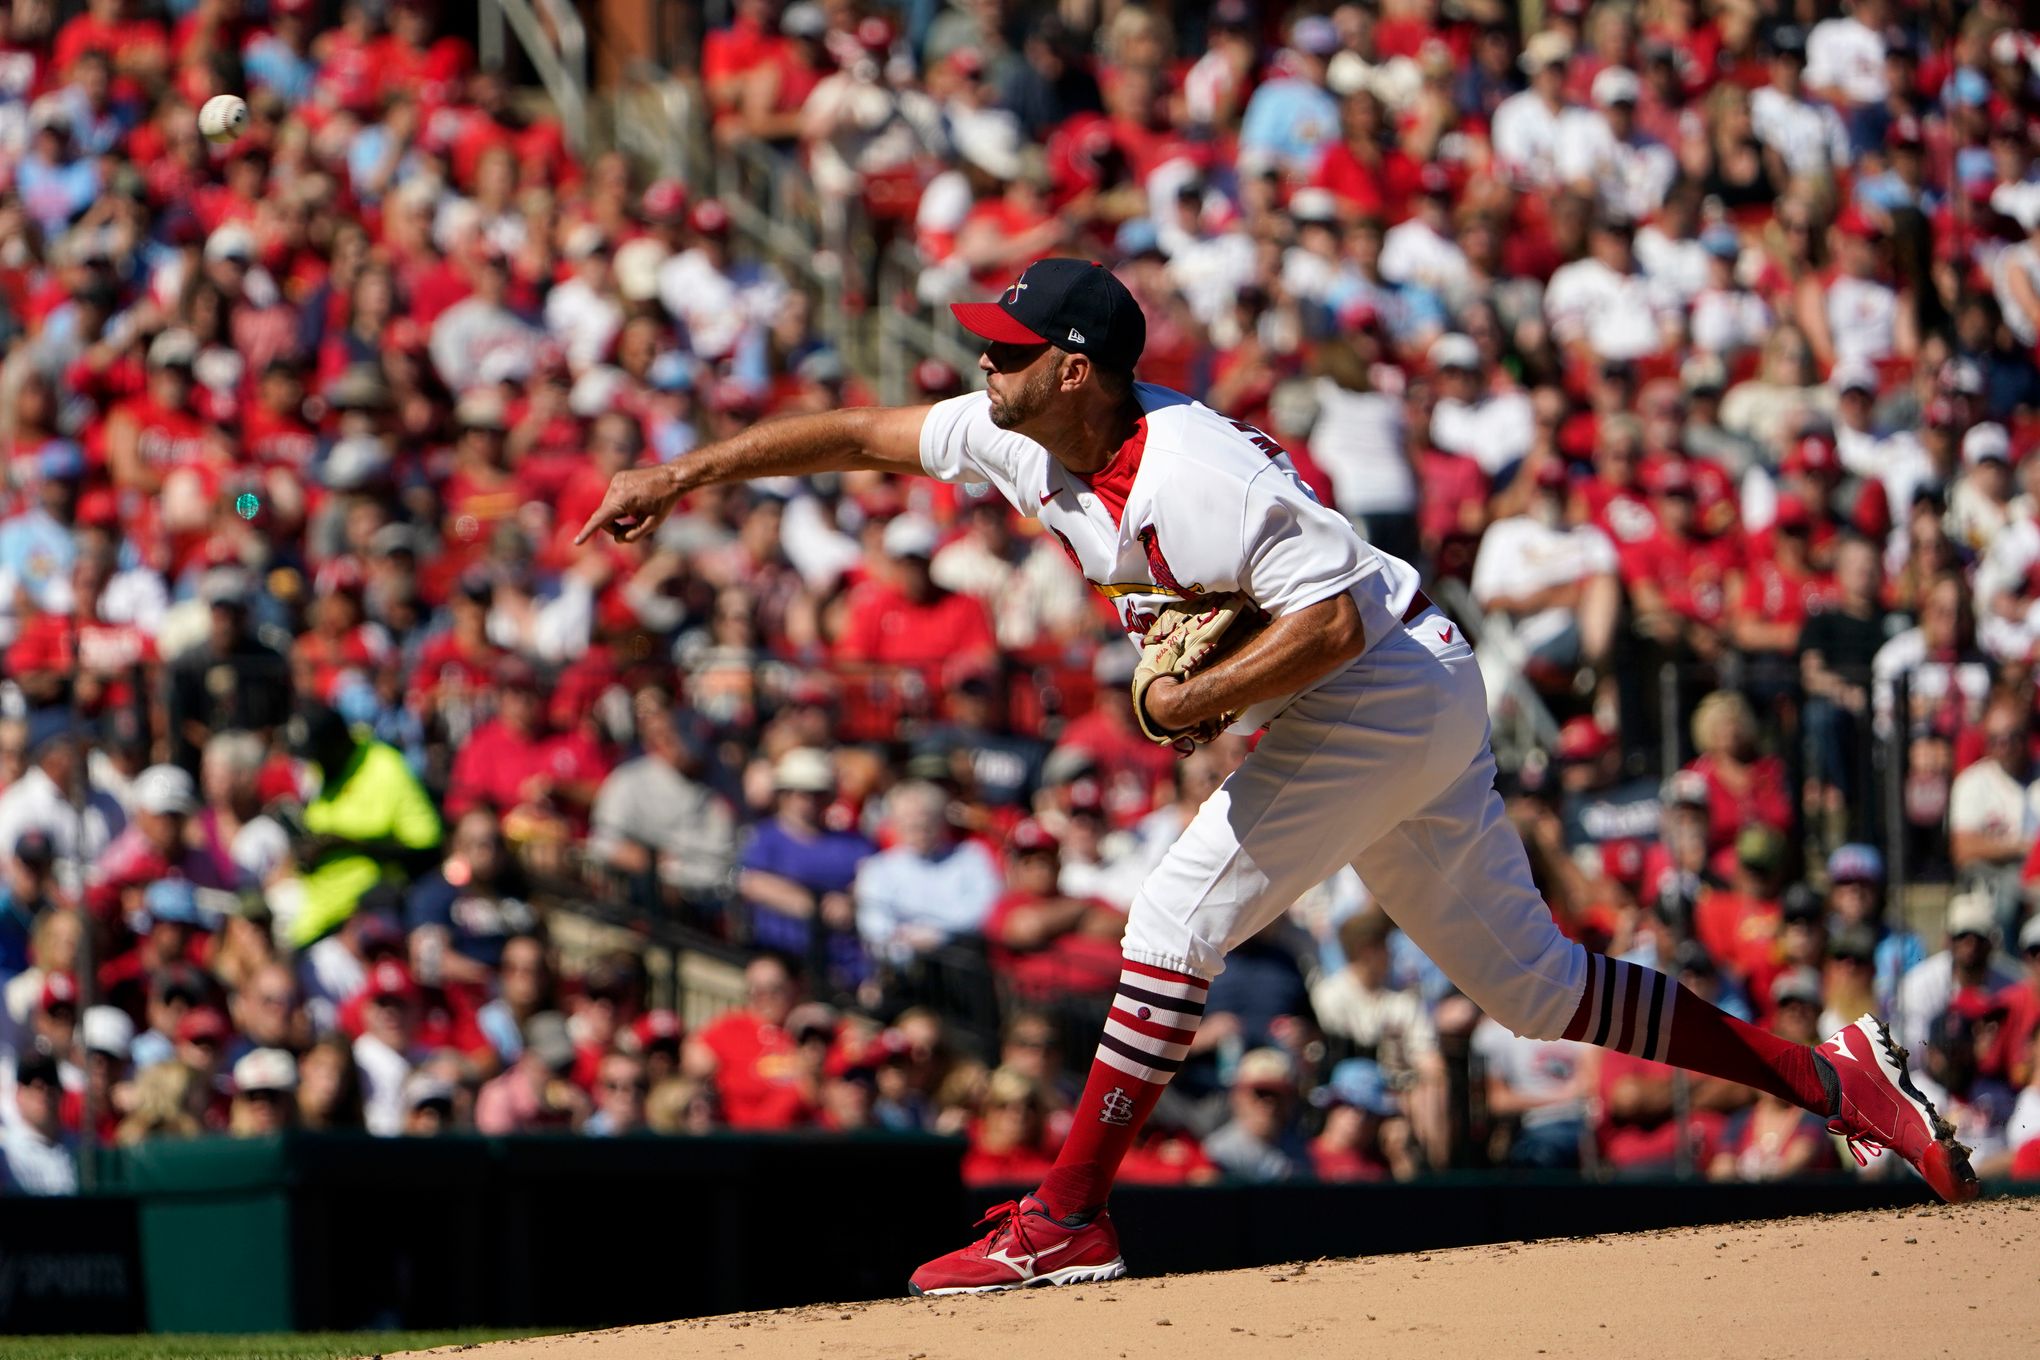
988,365,1056,430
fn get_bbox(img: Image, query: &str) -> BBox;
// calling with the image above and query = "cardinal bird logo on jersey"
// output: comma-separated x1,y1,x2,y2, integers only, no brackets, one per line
1139,525,1200,598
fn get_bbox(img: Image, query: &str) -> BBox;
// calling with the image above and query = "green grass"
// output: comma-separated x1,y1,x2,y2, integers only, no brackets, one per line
0,1330,554,1360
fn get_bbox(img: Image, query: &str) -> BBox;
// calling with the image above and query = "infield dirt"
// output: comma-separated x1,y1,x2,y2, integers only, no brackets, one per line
392,1198,2035,1360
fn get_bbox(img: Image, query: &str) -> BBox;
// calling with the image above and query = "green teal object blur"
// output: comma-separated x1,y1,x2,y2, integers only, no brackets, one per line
235,492,260,520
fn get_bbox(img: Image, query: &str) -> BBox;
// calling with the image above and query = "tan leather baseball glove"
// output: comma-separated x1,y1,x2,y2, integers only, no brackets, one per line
1130,593,1257,748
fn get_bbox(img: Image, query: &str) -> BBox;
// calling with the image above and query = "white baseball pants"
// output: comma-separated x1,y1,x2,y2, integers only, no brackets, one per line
1121,605,1591,1041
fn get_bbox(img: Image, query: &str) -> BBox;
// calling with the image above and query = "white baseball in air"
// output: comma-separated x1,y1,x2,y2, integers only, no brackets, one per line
198,94,249,145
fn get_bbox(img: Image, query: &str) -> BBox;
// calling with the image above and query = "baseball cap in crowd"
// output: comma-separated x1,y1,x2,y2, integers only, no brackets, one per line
25,708,84,758
1783,434,1840,477
83,1006,134,1060
1946,891,1997,940
147,328,199,370
1781,883,1823,926
1311,1057,1399,1116
204,224,256,265
1699,225,1741,260
326,365,394,412
1092,646,1138,687
772,747,836,794
367,960,419,1002
134,765,199,817
1829,923,1878,964
15,1052,60,1090
1429,332,1481,372
1887,116,1924,151
233,1047,298,1095
1833,206,1880,240
1289,14,1339,55
690,199,732,237
631,1010,685,1052
1645,457,1696,496
1672,937,1716,979
913,359,962,396
1769,967,1823,1011
1591,66,1641,106
144,878,210,929
1827,843,1885,886
780,1,826,37
640,178,688,222
882,514,941,560
39,443,84,482
612,239,668,303
1772,495,1813,534
1236,1047,1297,1092
39,971,77,1013
1555,716,1613,762
524,1011,577,1072
1963,422,2012,467
1767,25,1807,57
1735,825,1785,873
1829,360,1878,396
1520,30,1573,74
321,435,391,490
2020,915,2040,954
1289,187,1339,226
951,258,1147,375
1680,353,1728,395
405,1074,458,1113
455,390,510,431
177,1008,231,1046
12,829,54,869
1007,818,1059,855
128,761,205,823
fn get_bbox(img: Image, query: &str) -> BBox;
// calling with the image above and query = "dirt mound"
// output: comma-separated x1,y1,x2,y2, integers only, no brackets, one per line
394,1199,2036,1360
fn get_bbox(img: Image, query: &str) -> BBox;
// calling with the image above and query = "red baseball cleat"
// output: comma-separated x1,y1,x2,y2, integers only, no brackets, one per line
1817,1015,1979,1204
907,1196,1126,1296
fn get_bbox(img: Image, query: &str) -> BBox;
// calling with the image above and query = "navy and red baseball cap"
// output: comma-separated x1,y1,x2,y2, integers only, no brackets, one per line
952,258,1147,375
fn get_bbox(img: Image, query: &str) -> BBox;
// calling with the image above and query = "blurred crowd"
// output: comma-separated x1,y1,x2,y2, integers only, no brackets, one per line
2,0,2040,1195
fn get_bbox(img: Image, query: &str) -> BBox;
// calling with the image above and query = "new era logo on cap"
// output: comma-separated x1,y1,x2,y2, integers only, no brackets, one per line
952,258,1146,374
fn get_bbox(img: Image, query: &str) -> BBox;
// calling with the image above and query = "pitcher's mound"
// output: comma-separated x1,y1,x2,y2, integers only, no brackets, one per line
394,1198,2034,1360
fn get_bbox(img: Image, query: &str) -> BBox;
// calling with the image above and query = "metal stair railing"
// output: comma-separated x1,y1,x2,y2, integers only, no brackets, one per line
478,0,589,153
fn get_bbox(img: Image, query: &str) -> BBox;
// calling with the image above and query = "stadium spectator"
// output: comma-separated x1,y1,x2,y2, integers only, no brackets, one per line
1201,1047,1309,1183
1306,1058,1408,1183
2,1052,76,1195
1895,892,2021,1055
1470,459,1620,712
685,954,817,1130
228,1047,298,1138
585,1051,650,1137
353,960,423,1136
1473,1015,1592,1170
960,1065,1055,1187
982,818,1121,1001
854,781,1000,967
280,701,442,948
1947,692,2040,916
475,1010,587,1135
589,708,735,907
736,747,873,981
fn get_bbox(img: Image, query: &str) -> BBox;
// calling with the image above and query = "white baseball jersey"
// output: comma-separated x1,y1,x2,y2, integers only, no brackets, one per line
918,384,1424,730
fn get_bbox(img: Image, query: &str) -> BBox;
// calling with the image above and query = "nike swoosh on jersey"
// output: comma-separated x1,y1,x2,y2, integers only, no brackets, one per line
1438,625,1454,643
1040,490,1056,505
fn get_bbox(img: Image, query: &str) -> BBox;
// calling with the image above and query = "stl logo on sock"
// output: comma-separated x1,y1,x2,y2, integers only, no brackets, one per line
1099,1087,1136,1126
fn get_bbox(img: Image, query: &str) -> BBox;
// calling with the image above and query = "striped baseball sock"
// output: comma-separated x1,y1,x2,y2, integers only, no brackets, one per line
1034,959,1207,1222
1561,952,1831,1115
